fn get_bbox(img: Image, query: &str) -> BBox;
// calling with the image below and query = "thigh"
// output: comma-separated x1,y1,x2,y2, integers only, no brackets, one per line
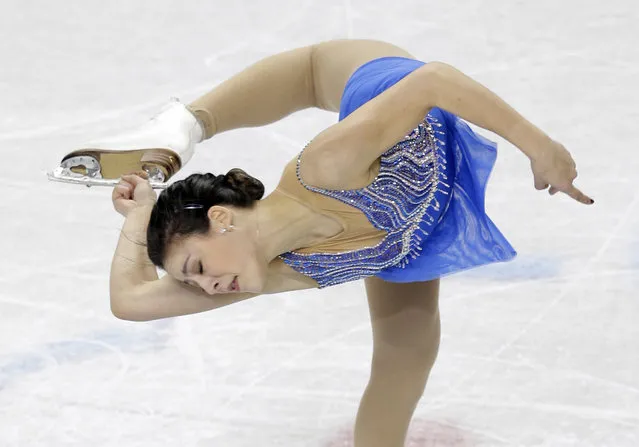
312,39,415,111
364,276,440,365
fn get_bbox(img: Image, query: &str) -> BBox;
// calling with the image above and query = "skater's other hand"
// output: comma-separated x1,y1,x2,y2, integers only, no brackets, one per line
529,138,594,205
112,173,157,217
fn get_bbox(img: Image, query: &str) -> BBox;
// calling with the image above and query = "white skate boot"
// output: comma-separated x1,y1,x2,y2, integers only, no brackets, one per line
47,99,203,189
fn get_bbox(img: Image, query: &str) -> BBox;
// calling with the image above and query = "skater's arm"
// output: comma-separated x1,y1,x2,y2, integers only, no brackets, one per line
110,265,314,322
416,62,548,158
307,62,592,204
110,205,159,288
108,205,250,321
189,46,317,138
312,62,548,170
111,275,258,321
109,207,314,321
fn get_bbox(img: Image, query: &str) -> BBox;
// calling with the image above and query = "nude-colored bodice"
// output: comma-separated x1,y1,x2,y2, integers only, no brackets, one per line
275,156,387,254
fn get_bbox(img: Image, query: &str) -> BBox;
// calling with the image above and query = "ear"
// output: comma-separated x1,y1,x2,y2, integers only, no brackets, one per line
206,205,233,229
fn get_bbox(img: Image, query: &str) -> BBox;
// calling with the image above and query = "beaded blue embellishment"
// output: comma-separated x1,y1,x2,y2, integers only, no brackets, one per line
279,114,451,288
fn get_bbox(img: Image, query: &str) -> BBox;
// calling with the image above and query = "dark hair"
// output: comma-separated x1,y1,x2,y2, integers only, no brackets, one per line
147,168,264,268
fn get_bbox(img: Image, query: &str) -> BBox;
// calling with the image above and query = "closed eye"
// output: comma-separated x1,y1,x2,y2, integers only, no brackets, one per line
182,260,204,288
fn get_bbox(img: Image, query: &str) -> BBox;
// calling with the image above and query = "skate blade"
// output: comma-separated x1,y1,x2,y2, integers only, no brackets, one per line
47,166,169,189
62,148,181,180
48,147,182,189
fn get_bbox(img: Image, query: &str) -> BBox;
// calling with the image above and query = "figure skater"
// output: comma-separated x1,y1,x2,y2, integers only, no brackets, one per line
59,40,592,447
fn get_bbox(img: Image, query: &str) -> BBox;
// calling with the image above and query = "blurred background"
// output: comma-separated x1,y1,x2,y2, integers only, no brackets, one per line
1,0,638,445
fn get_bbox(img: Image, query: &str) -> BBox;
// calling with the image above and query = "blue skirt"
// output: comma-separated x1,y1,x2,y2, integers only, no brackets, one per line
339,57,517,283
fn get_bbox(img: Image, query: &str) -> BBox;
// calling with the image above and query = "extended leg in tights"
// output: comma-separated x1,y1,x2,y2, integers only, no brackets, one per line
188,39,414,138
355,277,441,447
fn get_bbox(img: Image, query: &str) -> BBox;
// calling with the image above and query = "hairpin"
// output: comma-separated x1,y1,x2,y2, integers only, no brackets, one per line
183,204,204,210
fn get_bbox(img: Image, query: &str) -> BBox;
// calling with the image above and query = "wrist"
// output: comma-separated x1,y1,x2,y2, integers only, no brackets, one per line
507,120,551,160
120,206,153,245
124,204,154,228
131,203,155,215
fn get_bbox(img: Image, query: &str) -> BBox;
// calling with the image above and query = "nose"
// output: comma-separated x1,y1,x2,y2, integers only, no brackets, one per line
198,276,222,295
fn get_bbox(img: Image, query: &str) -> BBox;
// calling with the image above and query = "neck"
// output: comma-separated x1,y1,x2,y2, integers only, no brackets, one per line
248,191,336,261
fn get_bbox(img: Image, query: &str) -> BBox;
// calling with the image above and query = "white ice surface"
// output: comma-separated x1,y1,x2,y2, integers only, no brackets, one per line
1,0,638,446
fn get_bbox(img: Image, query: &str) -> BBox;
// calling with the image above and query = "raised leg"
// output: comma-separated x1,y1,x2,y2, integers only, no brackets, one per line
310,39,414,111
188,39,414,138
51,40,415,186
354,277,441,447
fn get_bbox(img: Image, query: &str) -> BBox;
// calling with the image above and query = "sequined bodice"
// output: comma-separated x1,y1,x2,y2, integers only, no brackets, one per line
278,113,452,288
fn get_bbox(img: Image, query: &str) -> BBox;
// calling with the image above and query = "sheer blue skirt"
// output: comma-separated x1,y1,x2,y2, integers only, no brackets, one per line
339,57,517,282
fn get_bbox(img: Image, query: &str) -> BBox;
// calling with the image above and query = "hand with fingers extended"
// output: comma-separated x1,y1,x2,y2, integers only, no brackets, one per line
112,172,158,217
528,138,594,205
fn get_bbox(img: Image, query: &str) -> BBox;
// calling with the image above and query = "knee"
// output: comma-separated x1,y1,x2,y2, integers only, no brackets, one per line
371,335,440,386
373,342,439,377
373,308,441,358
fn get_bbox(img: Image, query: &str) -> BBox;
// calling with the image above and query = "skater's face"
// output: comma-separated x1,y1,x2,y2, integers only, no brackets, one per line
163,208,267,295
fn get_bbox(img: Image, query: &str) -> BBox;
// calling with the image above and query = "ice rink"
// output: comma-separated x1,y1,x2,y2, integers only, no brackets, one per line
1,0,638,445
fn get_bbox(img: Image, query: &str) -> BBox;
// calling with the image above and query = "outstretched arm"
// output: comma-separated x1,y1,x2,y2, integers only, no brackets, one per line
311,62,593,205
189,46,317,139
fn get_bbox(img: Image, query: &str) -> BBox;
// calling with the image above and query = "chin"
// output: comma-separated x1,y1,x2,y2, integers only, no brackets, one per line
240,267,267,294
240,277,265,294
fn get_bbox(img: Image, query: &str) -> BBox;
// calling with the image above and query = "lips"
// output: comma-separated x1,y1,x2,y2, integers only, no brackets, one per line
229,276,240,292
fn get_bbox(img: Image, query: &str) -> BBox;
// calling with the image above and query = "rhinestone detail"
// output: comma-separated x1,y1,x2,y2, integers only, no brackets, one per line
279,114,451,288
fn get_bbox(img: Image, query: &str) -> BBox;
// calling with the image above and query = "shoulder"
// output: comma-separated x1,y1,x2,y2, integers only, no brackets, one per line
299,117,382,190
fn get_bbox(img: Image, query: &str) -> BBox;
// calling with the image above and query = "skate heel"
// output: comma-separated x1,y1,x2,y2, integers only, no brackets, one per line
139,149,182,181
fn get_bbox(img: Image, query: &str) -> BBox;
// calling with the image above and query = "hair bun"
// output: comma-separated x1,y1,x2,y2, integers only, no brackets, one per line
223,168,265,201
